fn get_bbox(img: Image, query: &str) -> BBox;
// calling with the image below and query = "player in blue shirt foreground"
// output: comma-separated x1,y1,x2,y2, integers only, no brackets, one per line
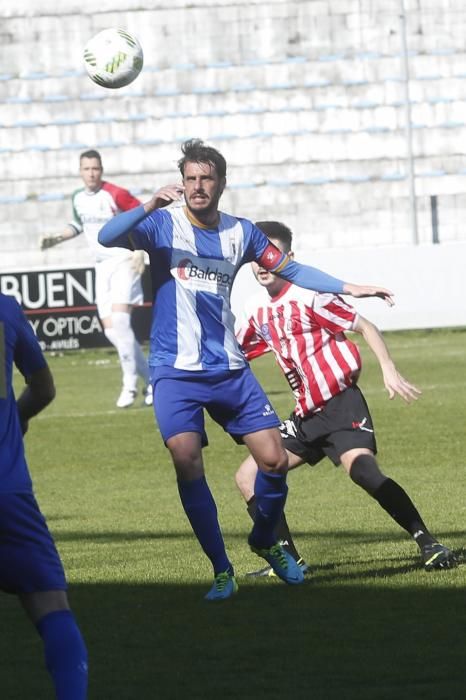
0,293,88,697
99,138,394,600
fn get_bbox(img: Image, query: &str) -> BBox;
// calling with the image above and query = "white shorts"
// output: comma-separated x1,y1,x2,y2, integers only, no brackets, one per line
94,256,144,319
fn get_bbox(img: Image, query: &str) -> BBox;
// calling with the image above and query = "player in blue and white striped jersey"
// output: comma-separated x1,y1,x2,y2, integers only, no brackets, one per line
99,138,393,600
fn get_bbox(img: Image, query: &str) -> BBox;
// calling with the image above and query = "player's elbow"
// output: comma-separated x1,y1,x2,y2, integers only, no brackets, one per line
44,381,56,405
98,224,111,247
30,367,56,407
98,222,131,250
98,217,124,247
34,380,56,409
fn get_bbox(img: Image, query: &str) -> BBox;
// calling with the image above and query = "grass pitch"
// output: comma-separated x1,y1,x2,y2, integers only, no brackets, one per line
2,328,465,699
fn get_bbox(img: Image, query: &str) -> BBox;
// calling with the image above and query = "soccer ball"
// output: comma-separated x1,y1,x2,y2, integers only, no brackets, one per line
83,28,143,89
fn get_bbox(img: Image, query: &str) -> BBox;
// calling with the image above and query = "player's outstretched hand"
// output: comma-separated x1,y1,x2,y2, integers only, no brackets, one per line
144,185,184,213
383,366,422,403
40,235,59,250
343,283,394,306
131,250,145,275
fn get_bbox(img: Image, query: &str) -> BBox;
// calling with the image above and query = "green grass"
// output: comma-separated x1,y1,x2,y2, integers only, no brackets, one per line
2,329,465,699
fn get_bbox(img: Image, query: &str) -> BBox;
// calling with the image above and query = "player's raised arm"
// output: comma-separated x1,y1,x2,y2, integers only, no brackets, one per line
98,184,184,248
260,250,394,305
98,204,147,248
143,185,185,213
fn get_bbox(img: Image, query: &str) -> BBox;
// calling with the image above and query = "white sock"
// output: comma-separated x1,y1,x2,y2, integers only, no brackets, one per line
110,312,138,392
104,326,118,348
134,342,150,384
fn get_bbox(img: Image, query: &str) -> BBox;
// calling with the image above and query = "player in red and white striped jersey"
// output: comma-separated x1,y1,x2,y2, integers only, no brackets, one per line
236,221,457,574
238,278,363,417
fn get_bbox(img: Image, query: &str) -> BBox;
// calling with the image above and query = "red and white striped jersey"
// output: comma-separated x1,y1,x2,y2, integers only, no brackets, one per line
237,281,361,416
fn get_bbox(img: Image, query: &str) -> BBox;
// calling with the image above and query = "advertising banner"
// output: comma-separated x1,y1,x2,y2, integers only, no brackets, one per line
0,267,152,351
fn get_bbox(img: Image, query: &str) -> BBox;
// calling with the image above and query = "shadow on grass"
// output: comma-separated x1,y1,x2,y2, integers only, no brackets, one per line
49,527,466,571
1,579,465,700
48,527,465,587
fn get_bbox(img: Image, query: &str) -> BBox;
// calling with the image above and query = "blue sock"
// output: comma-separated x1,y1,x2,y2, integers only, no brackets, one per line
178,476,232,575
249,471,288,548
36,610,88,700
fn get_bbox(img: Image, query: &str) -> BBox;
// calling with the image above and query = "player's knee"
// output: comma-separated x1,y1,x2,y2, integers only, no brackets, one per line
257,450,288,475
20,590,70,625
170,448,199,470
167,435,204,479
349,453,386,494
172,457,204,481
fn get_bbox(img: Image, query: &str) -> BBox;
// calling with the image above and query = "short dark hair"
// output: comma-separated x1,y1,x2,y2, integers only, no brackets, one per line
255,221,293,253
80,149,102,166
178,139,227,178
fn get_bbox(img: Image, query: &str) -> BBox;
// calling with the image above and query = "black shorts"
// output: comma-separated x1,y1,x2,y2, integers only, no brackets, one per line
279,385,377,467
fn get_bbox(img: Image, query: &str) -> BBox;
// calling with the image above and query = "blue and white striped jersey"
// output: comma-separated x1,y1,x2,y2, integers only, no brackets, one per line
130,206,283,373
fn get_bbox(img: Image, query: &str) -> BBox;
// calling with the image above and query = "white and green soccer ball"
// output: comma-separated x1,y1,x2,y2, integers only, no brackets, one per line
83,28,144,89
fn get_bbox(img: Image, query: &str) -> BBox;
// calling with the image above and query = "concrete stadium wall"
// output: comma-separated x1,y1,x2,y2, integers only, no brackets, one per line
1,0,465,328
231,240,466,331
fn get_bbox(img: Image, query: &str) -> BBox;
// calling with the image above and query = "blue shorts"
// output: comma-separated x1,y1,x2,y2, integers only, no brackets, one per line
0,493,67,594
153,365,280,446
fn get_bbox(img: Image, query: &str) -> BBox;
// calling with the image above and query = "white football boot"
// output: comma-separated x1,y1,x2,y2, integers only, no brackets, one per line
143,384,153,407
116,388,137,408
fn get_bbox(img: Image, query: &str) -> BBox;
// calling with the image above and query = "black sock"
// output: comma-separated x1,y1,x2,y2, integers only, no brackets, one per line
372,478,436,549
246,496,301,561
